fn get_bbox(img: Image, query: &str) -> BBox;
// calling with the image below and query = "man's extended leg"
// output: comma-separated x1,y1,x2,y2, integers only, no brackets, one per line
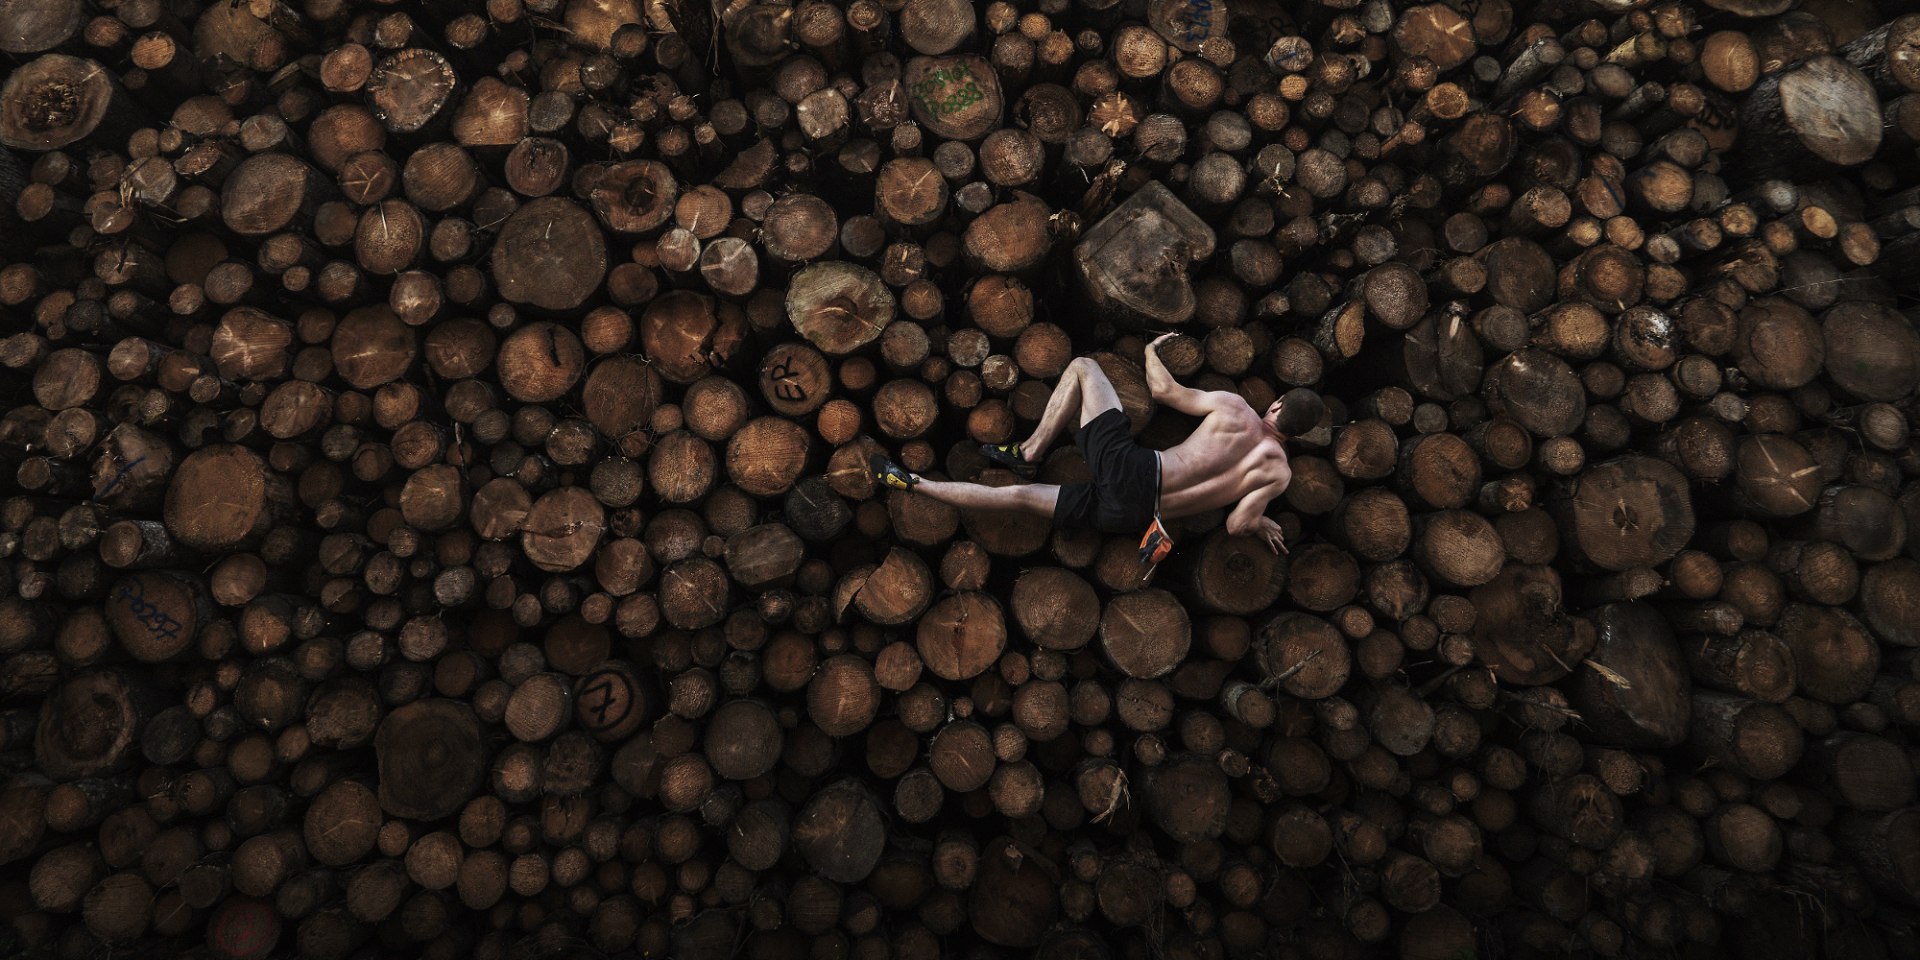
1019,357,1122,461
873,453,1063,518
913,479,1061,517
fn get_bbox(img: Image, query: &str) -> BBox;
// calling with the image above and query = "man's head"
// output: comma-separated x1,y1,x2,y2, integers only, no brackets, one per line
1264,388,1325,440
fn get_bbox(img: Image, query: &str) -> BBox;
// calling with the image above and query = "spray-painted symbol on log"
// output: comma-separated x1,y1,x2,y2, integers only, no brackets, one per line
117,578,183,643
765,355,808,403
576,669,632,732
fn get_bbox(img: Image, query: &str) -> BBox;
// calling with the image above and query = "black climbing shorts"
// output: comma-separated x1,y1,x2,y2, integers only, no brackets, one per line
1052,408,1161,535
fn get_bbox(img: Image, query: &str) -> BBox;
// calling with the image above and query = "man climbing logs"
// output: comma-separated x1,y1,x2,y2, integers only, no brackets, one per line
873,334,1325,564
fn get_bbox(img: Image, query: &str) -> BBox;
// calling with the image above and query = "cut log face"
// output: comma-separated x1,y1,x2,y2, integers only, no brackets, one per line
787,262,896,355
1010,568,1100,650
792,780,885,882
1821,301,1920,401
0,0,84,55
0,55,124,150
1557,455,1695,572
1746,56,1884,170
572,661,651,742
1073,181,1217,328
1100,589,1191,679
904,55,1003,140
1183,529,1288,614
1147,0,1227,52
1485,349,1585,437
1257,612,1351,698
970,838,1060,948
916,591,1006,680
163,446,286,553
491,198,608,311
374,700,486,821
106,573,202,663
1470,564,1596,685
35,671,145,781
582,356,663,440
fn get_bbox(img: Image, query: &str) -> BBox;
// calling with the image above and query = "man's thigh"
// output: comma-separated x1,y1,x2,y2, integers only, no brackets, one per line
1077,361,1122,427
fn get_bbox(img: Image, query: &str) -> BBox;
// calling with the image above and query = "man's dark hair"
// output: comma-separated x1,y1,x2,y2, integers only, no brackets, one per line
1270,388,1325,438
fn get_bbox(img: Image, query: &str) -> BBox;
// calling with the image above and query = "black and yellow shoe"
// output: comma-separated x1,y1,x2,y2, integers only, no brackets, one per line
979,442,1039,479
871,454,918,492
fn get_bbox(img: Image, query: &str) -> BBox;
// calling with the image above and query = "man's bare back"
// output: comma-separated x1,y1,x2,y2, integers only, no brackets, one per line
1157,397,1293,521
1139,332,1321,554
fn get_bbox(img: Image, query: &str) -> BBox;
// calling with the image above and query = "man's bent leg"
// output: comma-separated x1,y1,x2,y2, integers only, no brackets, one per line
1023,357,1122,458
915,480,1061,518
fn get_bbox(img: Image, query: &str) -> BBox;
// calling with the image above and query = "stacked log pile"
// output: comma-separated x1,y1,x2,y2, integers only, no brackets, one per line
0,0,1918,958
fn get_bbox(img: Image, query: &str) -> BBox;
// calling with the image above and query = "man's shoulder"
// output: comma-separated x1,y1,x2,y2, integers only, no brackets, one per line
1196,391,1257,419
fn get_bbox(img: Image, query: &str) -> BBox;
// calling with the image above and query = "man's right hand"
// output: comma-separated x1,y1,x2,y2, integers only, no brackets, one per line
1149,332,1177,352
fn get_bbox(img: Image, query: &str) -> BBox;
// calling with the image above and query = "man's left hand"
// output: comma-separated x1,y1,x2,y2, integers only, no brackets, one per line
1259,516,1288,555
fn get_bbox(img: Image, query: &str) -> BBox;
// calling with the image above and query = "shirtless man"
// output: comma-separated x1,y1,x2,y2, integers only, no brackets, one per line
873,333,1324,557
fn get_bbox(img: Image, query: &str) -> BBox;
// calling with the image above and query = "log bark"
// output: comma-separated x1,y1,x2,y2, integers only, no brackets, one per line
1567,603,1691,748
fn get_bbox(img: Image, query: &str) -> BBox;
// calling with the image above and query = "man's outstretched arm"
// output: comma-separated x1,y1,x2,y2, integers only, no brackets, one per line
1145,333,1218,416
1224,482,1288,554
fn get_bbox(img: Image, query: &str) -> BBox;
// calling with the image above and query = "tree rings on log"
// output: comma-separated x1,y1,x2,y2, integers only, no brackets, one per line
1821,300,1920,401
787,261,896,355
1073,181,1216,328
916,591,1007,680
589,159,679,234
163,446,291,553
792,780,885,882
221,154,327,237
1556,454,1695,572
0,55,128,151
963,192,1054,273
582,355,663,440
521,487,605,573
844,547,934,626
1010,567,1100,650
35,670,148,781
331,305,416,390
758,342,832,417
727,416,810,497
1148,0,1228,53
1741,55,1883,173
366,48,458,134
572,661,652,742
641,290,744,383
106,572,203,663
491,198,608,311
1100,588,1191,679
1484,348,1586,438
1257,612,1350,699
0,0,85,55
1145,753,1231,842
970,838,1060,948
1182,528,1288,614
374,699,487,821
